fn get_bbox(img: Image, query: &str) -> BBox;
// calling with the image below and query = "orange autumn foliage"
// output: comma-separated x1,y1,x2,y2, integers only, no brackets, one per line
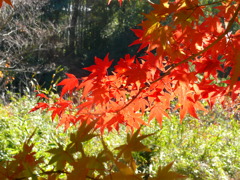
27,0,239,132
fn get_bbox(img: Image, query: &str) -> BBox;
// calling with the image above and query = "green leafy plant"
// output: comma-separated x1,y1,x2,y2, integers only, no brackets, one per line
0,123,187,179
0,94,239,179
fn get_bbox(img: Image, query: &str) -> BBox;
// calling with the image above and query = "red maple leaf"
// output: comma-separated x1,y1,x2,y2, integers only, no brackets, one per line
115,55,147,89
129,29,150,52
48,98,73,120
29,102,49,112
57,114,77,131
104,113,125,131
84,54,113,80
36,93,49,99
114,54,135,75
0,0,12,7
149,105,169,126
57,73,79,97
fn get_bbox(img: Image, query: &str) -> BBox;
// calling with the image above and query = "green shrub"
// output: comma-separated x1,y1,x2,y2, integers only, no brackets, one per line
0,94,239,179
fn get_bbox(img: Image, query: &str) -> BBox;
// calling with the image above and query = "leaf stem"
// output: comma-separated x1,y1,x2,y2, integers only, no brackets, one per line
116,3,240,114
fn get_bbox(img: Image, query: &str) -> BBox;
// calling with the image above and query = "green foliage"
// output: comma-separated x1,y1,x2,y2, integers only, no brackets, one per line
0,117,186,179
0,131,43,180
140,110,240,179
0,93,72,162
0,95,239,179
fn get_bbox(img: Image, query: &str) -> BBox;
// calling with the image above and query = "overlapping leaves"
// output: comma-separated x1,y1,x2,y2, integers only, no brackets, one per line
0,124,187,179
30,0,240,134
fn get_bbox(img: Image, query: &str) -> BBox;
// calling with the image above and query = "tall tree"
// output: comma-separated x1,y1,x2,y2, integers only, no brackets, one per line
0,0,63,69
67,0,80,56
0,0,64,98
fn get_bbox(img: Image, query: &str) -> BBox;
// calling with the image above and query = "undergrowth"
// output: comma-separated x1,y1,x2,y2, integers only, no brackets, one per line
0,93,239,179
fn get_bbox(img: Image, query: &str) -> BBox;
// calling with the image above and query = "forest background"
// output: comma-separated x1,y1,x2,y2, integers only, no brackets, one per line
0,0,156,97
0,0,239,97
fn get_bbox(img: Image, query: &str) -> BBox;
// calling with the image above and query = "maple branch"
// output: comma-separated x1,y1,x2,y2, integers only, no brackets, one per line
116,3,240,114
175,3,240,67
198,0,224,7
152,3,240,84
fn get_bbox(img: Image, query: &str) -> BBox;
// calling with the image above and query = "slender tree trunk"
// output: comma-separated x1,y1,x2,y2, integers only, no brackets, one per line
67,0,80,56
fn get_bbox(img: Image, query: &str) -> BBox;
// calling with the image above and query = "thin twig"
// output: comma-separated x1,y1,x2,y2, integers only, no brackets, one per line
116,3,240,113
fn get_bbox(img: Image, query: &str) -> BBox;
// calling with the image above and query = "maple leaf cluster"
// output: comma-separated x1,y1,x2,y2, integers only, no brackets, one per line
0,123,187,179
30,0,240,132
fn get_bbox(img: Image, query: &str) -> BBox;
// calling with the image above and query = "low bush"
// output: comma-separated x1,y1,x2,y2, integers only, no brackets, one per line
0,94,239,179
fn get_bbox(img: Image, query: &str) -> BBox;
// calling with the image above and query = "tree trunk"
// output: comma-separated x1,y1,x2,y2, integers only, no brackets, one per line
67,0,81,56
